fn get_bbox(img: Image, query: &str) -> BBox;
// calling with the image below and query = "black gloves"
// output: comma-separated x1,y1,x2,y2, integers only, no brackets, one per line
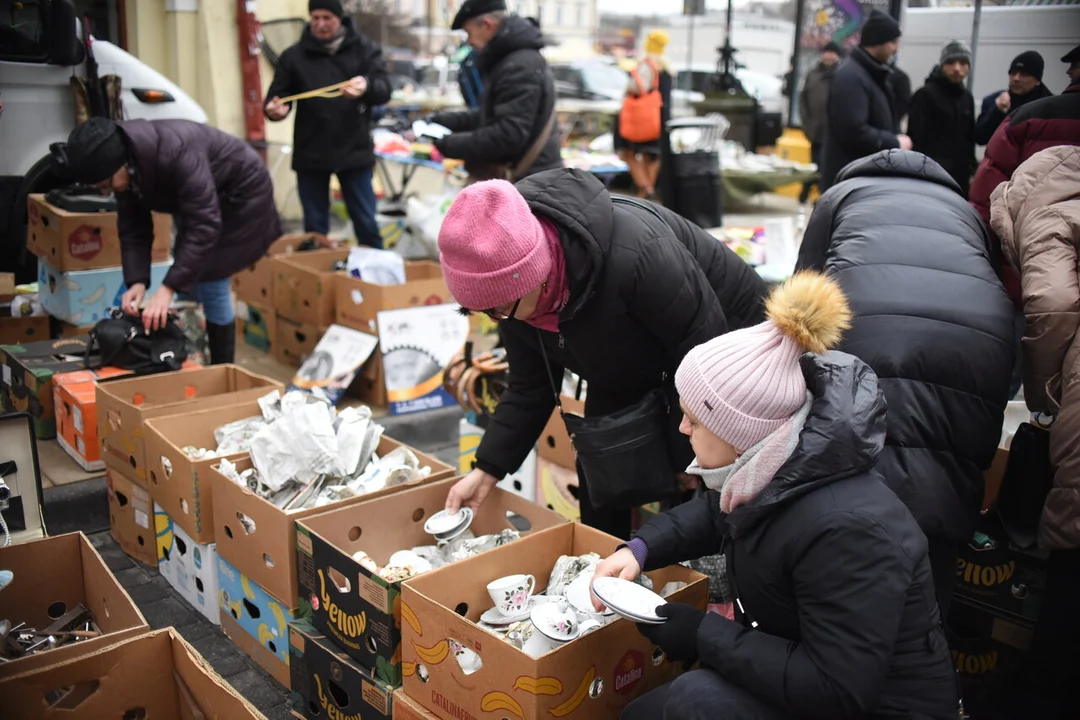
636,603,706,664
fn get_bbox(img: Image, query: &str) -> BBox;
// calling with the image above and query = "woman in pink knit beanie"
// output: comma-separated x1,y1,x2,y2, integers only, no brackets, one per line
438,168,769,539
597,272,959,720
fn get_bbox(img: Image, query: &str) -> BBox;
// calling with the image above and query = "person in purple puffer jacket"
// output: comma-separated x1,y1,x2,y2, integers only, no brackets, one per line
59,117,283,364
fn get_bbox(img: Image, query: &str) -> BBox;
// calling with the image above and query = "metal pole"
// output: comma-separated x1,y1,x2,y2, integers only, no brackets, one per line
969,0,983,91
686,17,694,92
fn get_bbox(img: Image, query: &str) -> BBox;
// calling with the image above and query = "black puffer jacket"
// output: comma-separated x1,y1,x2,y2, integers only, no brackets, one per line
821,48,899,190
474,169,768,479
431,16,562,178
264,18,392,172
909,66,976,195
116,119,282,293
796,149,1014,542
634,352,957,720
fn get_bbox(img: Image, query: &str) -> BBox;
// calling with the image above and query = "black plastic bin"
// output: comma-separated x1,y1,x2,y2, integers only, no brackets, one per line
660,117,723,229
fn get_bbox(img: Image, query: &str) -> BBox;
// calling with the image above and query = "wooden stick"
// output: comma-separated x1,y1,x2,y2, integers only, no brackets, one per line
278,81,351,103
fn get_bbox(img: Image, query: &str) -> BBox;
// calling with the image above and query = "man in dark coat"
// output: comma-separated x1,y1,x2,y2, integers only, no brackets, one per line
264,0,391,247
820,10,909,190
974,50,1053,146
429,0,562,181
59,118,283,364
797,149,1015,614
909,39,977,195
440,169,768,539
797,41,842,203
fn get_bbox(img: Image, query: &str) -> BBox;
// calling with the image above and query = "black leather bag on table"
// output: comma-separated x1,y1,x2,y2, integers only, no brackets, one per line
537,331,678,511
85,308,189,374
995,421,1054,550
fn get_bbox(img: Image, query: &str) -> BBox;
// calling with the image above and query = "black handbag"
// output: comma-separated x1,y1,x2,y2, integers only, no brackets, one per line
995,421,1054,550
537,330,678,511
85,308,189,373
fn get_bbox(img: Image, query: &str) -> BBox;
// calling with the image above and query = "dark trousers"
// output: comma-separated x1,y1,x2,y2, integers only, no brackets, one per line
296,167,382,248
798,142,823,203
926,536,958,619
575,458,632,541
621,669,789,720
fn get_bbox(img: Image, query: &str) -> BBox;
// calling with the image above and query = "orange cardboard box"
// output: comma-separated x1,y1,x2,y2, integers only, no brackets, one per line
96,364,282,486
393,690,440,720
209,437,455,610
107,467,158,567
0,628,267,719
273,314,326,368
26,193,172,272
232,233,322,305
143,400,266,544
54,366,134,472
335,261,450,334
0,532,148,679
272,248,349,327
402,523,707,720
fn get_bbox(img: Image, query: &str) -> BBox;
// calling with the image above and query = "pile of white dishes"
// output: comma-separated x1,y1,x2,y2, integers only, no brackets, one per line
590,577,667,625
423,508,473,542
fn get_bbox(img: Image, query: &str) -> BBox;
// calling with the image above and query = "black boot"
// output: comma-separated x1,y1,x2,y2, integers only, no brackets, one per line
206,321,237,365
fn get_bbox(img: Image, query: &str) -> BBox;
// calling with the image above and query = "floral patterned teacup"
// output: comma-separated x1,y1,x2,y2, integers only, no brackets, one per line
486,573,536,617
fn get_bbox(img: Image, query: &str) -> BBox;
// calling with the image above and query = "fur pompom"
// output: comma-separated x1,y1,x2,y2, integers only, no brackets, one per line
765,271,852,354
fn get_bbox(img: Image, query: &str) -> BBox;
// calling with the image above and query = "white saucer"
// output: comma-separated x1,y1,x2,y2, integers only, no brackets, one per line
424,508,472,537
566,573,613,617
480,599,535,625
591,577,667,623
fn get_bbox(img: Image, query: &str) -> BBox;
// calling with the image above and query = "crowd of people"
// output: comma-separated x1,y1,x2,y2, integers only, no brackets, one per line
44,0,1080,715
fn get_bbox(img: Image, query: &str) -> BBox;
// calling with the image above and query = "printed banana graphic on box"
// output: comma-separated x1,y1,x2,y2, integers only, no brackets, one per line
513,675,564,696
549,666,596,717
400,601,423,636
481,691,526,720
412,639,449,665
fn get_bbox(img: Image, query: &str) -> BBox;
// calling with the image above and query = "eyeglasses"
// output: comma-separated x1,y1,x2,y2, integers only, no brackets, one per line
482,297,521,322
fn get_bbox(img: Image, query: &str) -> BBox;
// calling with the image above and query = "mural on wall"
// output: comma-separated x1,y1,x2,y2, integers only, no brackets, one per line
791,0,891,125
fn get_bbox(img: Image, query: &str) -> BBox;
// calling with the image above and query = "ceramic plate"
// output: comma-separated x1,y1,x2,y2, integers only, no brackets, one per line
480,598,535,625
424,508,472,536
530,601,579,642
566,573,614,616
591,577,667,623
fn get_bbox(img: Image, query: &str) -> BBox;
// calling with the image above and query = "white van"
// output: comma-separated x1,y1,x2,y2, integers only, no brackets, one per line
0,0,206,282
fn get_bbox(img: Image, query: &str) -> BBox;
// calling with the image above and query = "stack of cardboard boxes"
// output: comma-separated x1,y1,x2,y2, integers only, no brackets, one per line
26,194,172,330
96,365,282,567
288,476,567,719
0,533,267,719
205,438,455,690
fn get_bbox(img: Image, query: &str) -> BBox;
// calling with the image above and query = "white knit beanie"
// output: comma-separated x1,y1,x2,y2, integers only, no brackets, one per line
675,272,852,451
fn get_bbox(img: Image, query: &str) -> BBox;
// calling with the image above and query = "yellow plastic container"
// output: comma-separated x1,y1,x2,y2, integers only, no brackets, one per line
775,127,817,201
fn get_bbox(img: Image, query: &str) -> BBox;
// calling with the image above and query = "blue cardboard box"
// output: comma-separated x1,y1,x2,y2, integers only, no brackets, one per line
217,555,298,686
39,258,172,325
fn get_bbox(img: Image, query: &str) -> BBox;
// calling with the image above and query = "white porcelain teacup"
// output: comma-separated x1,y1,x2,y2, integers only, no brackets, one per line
486,573,536,616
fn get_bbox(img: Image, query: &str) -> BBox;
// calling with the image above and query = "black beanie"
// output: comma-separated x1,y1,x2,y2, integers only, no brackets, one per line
309,0,344,18
859,10,901,48
1009,51,1044,82
64,118,128,184
823,41,845,56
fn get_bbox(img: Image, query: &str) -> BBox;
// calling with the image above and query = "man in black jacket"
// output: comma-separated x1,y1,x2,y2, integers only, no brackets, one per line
974,51,1053,146
797,41,842,203
264,0,391,247
796,149,1015,614
440,169,768,539
909,40,976,195
430,0,562,181
820,10,910,190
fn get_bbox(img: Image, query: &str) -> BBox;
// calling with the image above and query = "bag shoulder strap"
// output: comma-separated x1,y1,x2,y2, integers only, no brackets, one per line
612,195,667,225
535,328,566,418
511,74,558,181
